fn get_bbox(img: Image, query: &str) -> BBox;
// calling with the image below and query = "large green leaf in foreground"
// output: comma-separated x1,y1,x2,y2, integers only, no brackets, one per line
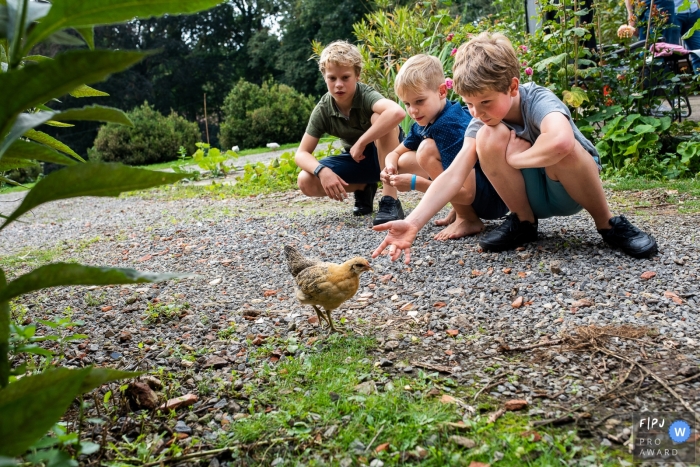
0,367,139,457
0,163,187,230
0,49,147,138
24,0,224,54
0,263,191,303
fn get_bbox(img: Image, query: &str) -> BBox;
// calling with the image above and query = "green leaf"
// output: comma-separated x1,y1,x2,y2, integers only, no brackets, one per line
74,26,94,49
69,84,108,98
4,139,78,166
562,86,589,108
0,263,191,303
44,120,75,128
0,163,187,230
682,17,700,40
0,175,23,186
5,0,51,46
534,53,567,72
24,0,223,54
23,130,82,160
0,49,147,138
0,367,90,457
0,156,36,172
54,105,131,126
0,111,56,159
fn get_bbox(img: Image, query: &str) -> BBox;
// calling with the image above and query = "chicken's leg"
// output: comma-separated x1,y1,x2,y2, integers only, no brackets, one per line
325,309,349,334
312,305,331,331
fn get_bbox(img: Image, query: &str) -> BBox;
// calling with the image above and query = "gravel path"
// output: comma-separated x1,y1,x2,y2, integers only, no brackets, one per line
2,186,699,444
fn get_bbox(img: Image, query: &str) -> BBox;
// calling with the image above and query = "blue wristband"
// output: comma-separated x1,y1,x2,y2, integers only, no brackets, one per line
410,174,417,191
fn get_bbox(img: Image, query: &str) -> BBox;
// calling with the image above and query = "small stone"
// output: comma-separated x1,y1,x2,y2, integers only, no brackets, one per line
271,459,284,467
233,413,249,420
446,329,459,337
159,394,198,411
355,381,377,395
554,355,569,364
181,360,195,368
324,425,338,438
174,421,192,434
329,391,340,402
141,376,163,390
379,358,393,367
369,460,384,467
349,439,366,454
110,352,122,360
209,278,222,285
504,399,528,411
118,330,132,342
402,366,414,373
384,340,399,351
549,261,562,274
104,330,115,338
450,435,476,448
204,356,228,369
640,271,656,280
512,296,524,308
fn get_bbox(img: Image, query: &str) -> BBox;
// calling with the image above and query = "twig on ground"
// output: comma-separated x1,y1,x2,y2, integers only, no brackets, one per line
498,340,562,352
411,361,454,373
473,379,506,401
595,345,699,421
487,408,506,424
365,423,385,453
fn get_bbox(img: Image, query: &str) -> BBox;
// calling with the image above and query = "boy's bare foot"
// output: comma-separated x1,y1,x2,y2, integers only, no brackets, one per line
434,216,484,240
434,208,456,226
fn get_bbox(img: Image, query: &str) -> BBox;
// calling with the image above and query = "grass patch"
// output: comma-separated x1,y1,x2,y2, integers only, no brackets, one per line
604,178,700,194
0,245,63,273
0,181,36,195
219,336,629,466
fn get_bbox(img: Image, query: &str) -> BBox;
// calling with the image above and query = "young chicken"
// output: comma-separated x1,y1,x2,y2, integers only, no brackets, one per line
284,245,372,333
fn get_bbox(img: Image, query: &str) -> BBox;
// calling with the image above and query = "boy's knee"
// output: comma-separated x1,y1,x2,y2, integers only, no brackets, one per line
476,123,510,156
416,139,439,166
297,170,317,196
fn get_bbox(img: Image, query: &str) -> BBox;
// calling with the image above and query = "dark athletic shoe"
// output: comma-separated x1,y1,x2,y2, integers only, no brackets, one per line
479,213,538,252
353,182,377,216
373,196,405,226
598,215,658,258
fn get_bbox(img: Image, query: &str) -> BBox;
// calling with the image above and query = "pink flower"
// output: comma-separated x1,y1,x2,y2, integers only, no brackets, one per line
524,67,533,76
451,48,457,56
519,45,529,53
521,61,528,67
445,77,454,89
446,33,454,41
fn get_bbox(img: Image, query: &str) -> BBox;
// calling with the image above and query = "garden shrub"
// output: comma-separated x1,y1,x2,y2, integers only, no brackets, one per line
91,102,200,166
219,79,315,150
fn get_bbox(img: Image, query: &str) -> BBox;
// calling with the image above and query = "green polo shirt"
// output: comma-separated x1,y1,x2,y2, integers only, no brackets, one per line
305,82,385,150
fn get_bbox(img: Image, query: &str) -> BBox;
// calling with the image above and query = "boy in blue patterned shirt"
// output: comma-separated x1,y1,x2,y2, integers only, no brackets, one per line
381,54,507,240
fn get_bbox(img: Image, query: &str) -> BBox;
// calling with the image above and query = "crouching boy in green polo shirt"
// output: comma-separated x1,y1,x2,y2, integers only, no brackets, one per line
295,40,407,225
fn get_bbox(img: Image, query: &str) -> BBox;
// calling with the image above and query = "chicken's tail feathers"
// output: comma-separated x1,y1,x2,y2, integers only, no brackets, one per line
284,245,316,277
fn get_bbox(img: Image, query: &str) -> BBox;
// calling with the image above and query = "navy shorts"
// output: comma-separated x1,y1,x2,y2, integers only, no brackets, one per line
318,143,381,184
317,128,405,185
472,162,509,220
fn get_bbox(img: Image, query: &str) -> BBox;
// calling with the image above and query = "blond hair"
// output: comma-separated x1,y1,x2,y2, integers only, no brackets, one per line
453,32,520,96
394,54,445,99
318,40,363,76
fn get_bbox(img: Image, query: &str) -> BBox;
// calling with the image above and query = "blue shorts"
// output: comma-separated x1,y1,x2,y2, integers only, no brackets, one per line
318,143,381,184
472,162,509,220
522,168,583,219
318,128,405,185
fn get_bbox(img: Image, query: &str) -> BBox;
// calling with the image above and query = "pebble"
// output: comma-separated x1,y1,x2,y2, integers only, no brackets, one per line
174,421,192,434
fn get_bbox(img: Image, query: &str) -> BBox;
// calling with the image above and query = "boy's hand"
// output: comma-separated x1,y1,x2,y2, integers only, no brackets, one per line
505,130,532,164
388,174,413,192
319,170,350,201
372,220,419,264
380,163,397,184
349,141,367,162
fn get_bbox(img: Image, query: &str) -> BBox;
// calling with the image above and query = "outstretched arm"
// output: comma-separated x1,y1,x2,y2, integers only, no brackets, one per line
372,137,478,263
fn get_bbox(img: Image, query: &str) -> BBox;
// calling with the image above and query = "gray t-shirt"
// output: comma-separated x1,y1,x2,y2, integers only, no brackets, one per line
464,82,601,169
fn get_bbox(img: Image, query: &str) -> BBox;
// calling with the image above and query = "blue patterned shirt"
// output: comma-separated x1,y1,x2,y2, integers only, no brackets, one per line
402,100,472,168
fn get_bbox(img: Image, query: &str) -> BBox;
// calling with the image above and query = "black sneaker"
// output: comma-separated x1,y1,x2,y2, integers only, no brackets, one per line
598,215,658,258
373,196,405,225
479,213,538,252
353,182,377,216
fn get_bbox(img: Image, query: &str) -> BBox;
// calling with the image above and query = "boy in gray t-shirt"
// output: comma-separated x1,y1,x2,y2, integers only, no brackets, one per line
372,32,657,262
